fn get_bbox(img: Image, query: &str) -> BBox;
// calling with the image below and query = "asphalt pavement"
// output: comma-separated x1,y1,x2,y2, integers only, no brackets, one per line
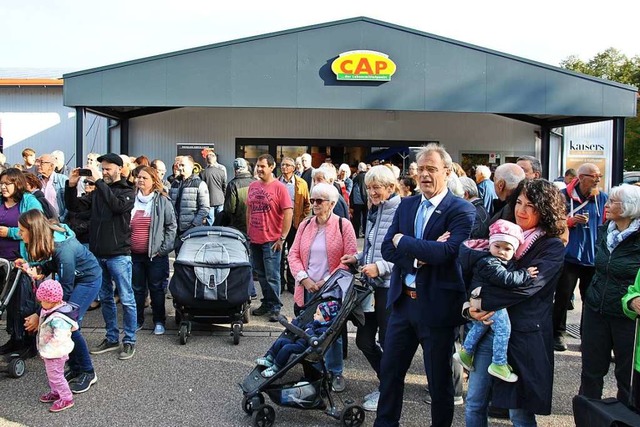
0,274,617,427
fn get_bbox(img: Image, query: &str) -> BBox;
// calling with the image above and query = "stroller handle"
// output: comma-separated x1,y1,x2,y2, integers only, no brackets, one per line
278,315,310,340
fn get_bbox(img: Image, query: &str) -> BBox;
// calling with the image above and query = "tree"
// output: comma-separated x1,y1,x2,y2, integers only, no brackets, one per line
560,48,640,171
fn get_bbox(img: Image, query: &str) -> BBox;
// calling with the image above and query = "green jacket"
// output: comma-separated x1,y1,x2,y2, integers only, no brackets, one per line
622,270,640,373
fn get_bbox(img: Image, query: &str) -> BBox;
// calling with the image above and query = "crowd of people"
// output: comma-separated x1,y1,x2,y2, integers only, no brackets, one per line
1,144,640,424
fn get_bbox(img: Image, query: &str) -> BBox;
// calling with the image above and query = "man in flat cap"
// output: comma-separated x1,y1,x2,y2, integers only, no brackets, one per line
66,153,138,364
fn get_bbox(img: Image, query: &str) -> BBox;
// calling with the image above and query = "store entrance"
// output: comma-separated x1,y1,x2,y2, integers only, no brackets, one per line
237,138,429,175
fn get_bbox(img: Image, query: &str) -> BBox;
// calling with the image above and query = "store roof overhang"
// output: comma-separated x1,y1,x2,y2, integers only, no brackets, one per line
63,17,638,126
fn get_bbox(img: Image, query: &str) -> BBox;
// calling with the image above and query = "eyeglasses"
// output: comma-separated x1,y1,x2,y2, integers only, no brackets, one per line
35,161,53,165
0,182,15,187
280,163,295,168
85,181,96,186
605,200,622,206
417,166,447,174
309,198,329,205
581,174,603,179
366,185,385,192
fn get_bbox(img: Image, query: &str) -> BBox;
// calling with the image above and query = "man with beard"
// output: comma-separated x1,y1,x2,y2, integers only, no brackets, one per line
66,153,137,360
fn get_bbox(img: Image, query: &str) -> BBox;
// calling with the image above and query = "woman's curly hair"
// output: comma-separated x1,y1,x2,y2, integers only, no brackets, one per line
511,179,567,237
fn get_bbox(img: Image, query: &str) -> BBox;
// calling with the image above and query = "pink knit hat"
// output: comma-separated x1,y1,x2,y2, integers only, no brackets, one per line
489,219,524,251
36,279,64,304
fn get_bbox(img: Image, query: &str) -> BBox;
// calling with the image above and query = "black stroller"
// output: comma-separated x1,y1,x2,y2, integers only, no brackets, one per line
0,258,36,378
169,226,252,345
240,268,372,427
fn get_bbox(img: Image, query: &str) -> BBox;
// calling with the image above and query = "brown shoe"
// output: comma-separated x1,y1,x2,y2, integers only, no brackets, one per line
87,301,101,311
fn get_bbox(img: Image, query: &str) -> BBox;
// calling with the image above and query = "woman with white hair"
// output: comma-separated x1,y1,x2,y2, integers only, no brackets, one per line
288,182,357,393
337,163,353,196
341,165,400,411
580,183,640,404
312,165,349,219
459,176,490,239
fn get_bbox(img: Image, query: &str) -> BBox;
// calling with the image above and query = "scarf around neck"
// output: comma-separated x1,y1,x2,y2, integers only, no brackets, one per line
134,191,155,217
606,218,640,253
515,227,545,260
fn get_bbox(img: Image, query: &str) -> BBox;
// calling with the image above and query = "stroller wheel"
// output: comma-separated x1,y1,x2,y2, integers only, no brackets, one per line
179,324,189,345
340,404,365,427
251,404,275,427
242,393,264,415
8,357,26,378
232,323,242,345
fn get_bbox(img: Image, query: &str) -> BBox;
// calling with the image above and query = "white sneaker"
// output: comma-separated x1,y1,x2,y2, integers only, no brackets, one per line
363,389,379,401
362,391,380,412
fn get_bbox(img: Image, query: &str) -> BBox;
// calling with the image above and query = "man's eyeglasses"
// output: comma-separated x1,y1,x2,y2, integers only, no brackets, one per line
309,198,329,205
581,174,603,179
281,163,295,168
35,161,53,165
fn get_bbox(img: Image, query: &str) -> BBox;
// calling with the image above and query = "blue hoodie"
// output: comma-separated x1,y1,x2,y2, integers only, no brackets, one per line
562,178,608,267
21,224,101,300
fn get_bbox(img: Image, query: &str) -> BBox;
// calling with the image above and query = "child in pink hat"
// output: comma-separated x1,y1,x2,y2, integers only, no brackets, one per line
454,220,539,382
36,279,79,412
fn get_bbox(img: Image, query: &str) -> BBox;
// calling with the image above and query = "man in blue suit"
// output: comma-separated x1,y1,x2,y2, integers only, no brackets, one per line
374,144,475,427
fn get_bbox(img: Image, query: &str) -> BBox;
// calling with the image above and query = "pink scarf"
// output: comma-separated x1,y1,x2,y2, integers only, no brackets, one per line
515,227,545,260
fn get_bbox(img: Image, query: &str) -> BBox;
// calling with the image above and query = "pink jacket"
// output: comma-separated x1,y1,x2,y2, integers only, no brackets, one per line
288,214,358,307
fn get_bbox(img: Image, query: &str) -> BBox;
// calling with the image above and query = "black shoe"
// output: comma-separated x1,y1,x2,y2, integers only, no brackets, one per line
268,311,281,322
69,372,97,394
64,369,80,382
488,405,510,419
0,338,20,355
554,335,567,352
252,305,270,316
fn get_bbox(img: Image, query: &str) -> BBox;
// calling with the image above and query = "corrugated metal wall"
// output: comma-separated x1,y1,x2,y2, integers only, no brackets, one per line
128,107,539,171
0,86,107,166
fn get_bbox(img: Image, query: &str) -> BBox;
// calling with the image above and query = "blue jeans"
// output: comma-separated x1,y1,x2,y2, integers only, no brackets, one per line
98,255,137,345
250,242,282,312
67,276,102,373
132,253,170,326
303,288,343,376
207,205,223,225
465,330,537,427
464,308,510,365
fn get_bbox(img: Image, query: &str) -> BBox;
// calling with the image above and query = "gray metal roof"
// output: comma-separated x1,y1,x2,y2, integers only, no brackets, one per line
62,17,638,125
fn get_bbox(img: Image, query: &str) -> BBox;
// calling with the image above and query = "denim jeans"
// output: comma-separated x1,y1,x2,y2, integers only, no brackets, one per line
99,255,137,344
464,308,510,365
67,275,102,373
303,288,343,376
207,205,223,226
465,330,537,427
132,253,170,326
250,242,282,312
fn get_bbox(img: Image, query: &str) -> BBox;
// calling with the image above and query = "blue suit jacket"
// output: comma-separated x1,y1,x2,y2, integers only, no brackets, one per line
381,191,475,327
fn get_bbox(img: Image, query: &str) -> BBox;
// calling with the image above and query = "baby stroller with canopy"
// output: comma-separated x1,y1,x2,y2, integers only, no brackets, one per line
169,226,252,345
0,258,36,378
240,268,372,427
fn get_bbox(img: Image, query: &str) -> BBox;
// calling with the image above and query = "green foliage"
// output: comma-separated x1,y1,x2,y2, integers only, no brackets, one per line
560,48,640,171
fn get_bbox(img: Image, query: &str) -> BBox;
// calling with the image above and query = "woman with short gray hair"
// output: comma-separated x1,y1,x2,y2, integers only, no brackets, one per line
341,165,400,411
581,183,640,403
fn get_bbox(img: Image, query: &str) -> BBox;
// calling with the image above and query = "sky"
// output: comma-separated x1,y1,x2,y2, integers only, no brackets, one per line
2,0,639,73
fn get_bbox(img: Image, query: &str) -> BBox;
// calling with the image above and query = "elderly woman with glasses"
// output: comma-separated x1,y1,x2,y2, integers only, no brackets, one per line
288,182,357,393
580,184,640,404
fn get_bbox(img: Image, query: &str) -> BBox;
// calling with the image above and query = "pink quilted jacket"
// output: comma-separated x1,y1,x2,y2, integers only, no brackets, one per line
287,214,358,307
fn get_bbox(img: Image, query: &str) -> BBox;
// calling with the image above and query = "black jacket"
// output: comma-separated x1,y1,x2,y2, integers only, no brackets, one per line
65,178,135,257
585,223,640,318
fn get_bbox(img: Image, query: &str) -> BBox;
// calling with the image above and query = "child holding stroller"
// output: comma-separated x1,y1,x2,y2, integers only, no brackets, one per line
454,219,538,382
35,279,79,412
256,300,340,378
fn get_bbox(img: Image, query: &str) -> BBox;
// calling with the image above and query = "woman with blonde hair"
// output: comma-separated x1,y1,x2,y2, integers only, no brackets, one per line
131,166,177,335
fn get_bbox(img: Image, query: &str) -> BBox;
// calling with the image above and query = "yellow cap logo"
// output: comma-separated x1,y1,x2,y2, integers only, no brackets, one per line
331,50,397,81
